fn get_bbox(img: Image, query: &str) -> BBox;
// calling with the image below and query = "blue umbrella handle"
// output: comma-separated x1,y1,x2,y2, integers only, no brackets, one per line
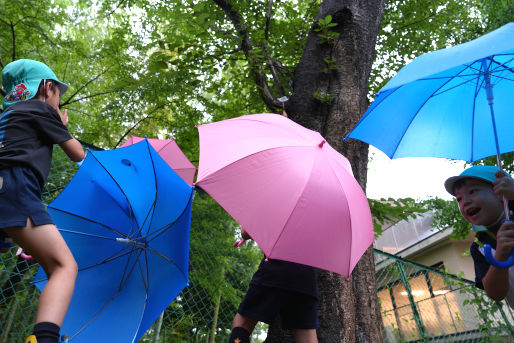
484,244,514,268
483,219,514,268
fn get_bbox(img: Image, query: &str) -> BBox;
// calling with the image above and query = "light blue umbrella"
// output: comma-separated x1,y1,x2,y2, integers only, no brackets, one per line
346,22,514,267
33,140,194,342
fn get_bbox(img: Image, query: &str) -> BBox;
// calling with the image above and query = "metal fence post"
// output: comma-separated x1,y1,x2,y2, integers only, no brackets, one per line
396,260,429,342
497,302,514,337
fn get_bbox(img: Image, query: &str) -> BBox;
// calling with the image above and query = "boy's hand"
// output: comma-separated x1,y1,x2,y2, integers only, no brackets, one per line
493,170,514,200
494,220,514,261
241,229,251,241
57,108,69,126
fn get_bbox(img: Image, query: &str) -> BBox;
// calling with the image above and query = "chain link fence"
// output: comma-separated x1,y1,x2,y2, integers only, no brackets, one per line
376,249,514,342
2,145,514,342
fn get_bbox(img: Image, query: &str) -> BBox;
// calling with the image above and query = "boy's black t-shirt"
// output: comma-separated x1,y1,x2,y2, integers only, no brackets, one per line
250,257,318,298
0,99,72,188
470,231,497,290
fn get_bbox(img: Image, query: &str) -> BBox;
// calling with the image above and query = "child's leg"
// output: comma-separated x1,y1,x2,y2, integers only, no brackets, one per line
293,329,318,343
228,313,257,343
5,218,77,326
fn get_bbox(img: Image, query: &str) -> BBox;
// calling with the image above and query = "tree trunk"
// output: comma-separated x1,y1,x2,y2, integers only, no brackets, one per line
266,0,385,342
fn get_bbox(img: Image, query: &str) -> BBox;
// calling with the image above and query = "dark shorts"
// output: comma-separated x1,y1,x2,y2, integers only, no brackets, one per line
238,284,319,329
0,167,54,231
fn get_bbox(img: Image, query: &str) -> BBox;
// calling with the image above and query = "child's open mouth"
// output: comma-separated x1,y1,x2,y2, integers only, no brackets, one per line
467,207,480,217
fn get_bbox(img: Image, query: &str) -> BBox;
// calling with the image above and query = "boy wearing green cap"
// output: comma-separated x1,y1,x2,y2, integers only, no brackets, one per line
445,165,514,308
0,59,85,343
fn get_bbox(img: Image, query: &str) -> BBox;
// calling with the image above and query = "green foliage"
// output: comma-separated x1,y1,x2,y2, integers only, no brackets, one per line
313,15,339,44
421,197,472,240
370,198,427,238
313,91,334,104
322,58,339,73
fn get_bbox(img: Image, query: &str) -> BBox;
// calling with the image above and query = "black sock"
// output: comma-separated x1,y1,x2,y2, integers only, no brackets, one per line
33,322,60,343
228,327,250,343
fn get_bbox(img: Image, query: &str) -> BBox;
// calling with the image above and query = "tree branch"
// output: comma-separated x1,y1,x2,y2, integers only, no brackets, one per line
114,103,171,148
102,0,127,18
62,89,120,106
60,67,113,107
10,21,15,62
211,0,282,110
264,0,273,40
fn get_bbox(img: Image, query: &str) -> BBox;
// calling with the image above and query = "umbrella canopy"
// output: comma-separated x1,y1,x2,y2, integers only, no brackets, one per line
121,135,196,185
346,22,514,163
34,140,194,343
196,113,373,277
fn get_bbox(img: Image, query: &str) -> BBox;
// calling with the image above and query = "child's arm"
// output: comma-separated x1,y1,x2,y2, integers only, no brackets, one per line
57,108,85,162
493,170,514,200
482,220,514,301
60,138,85,162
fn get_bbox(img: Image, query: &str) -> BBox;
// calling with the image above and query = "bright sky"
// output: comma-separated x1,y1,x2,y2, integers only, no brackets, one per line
366,146,468,201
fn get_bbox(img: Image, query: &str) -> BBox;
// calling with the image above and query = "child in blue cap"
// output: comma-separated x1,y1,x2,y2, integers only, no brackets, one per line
445,165,514,308
0,59,85,343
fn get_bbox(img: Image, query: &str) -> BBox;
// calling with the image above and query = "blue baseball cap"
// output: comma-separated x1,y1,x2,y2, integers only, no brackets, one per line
2,59,68,109
444,165,512,196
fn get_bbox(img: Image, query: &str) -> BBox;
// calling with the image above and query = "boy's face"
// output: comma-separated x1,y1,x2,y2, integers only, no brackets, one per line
454,178,503,226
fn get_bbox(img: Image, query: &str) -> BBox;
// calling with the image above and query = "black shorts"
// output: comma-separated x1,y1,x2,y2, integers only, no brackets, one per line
0,167,54,230
237,284,319,329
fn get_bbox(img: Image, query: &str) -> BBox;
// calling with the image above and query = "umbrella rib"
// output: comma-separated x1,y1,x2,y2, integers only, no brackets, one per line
33,246,136,284
117,243,145,292
64,246,142,342
131,139,159,239
390,63,472,158
488,56,514,79
143,192,194,242
58,228,122,241
144,245,188,282
47,206,129,238
89,151,140,238
469,68,482,162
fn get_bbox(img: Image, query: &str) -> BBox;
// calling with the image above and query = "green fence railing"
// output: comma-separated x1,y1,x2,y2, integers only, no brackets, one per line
375,249,514,342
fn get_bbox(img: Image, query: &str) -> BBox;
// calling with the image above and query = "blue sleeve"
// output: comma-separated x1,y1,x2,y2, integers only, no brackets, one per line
470,242,490,290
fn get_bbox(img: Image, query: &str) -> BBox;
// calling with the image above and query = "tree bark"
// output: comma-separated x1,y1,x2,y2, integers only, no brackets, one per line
266,0,385,342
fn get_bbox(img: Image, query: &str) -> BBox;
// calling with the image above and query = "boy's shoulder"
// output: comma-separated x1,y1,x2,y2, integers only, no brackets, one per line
3,99,58,118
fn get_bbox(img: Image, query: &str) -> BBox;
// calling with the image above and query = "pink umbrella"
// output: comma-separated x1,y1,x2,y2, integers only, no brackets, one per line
121,136,196,185
195,113,373,277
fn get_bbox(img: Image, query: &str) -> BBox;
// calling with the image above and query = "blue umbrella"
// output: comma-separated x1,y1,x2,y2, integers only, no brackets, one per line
346,23,514,266
33,139,194,342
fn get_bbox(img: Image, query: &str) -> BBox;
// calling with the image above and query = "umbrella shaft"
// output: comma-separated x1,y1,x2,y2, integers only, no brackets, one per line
116,237,146,249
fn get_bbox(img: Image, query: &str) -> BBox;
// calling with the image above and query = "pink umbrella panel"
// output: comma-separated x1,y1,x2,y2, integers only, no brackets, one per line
196,113,373,277
121,136,196,185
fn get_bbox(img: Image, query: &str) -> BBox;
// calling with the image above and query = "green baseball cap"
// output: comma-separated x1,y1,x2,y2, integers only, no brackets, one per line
2,59,68,109
444,165,512,196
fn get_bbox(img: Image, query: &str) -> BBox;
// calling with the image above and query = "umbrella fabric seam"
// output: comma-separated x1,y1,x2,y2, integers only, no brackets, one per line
47,206,129,238
323,149,355,274
266,146,319,259
89,150,140,237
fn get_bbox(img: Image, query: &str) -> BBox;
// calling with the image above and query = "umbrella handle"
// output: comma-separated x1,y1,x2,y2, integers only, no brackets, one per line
16,247,32,260
484,219,514,268
484,244,514,268
233,239,246,248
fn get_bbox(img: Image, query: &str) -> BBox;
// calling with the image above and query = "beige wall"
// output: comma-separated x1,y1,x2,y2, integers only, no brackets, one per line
405,232,475,281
